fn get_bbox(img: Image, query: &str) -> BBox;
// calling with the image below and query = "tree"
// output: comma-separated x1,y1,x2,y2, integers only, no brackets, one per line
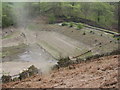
80,3,91,19
91,2,114,26
2,2,15,28
0,2,2,27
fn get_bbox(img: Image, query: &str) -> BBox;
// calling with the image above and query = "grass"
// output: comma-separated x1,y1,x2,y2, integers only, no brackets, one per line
61,22,68,26
76,23,83,30
61,21,118,36
27,22,119,61
38,41,61,59
2,34,12,39
27,24,38,30
0,52,2,58
61,22,84,29
69,22,74,27
77,51,93,60
2,44,27,58
2,31,19,39
60,22,118,57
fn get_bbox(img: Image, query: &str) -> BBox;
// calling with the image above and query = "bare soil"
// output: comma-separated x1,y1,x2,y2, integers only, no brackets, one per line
1,17,119,88
2,55,119,88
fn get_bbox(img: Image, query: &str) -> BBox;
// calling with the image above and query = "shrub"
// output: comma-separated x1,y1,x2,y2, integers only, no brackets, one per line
69,22,74,27
57,57,73,67
117,38,119,41
95,40,97,42
19,65,38,80
77,23,83,30
2,75,12,83
83,32,86,35
62,22,68,26
28,65,38,76
110,41,112,43
90,31,93,33
2,15,16,28
19,70,29,80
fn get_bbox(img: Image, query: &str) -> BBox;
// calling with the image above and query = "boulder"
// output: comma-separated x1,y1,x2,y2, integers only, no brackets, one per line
2,75,12,83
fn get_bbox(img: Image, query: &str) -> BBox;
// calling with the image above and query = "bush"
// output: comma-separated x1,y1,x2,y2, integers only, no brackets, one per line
2,75,12,83
69,22,74,27
85,49,120,61
77,23,83,30
90,31,93,33
2,15,15,28
28,65,38,76
83,32,86,35
19,65,38,80
117,38,119,41
57,57,73,67
62,22,68,26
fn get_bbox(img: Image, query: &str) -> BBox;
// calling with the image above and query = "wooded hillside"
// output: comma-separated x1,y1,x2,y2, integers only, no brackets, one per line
1,2,119,31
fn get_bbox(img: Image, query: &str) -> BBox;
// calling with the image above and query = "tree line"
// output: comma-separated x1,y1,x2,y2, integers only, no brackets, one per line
1,2,118,30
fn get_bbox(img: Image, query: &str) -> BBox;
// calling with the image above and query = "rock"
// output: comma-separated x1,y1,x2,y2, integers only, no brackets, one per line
12,77,20,82
68,65,75,70
38,78,41,81
19,70,29,80
2,75,12,83
28,65,39,76
19,65,39,80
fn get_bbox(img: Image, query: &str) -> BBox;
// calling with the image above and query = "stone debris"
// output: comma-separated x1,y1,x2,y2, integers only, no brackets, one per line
2,75,12,83
2,65,39,83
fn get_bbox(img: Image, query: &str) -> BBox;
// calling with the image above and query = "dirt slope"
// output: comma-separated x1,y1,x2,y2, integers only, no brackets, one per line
2,55,119,88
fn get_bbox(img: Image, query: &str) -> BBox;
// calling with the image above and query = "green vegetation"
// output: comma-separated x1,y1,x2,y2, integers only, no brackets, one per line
61,22,83,30
27,24,40,30
77,23,83,30
2,65,39,83
69,22,74,27
0,2,2,27
57,57,73,67
83,32,86,35
55,49,120,68
2,75,12,83
2,2,118,29
38,41,60,59
48,14,56,24
2,3,16,28
2,34,13,39
62,22,68,26
2,44,27,58
19,65,38,80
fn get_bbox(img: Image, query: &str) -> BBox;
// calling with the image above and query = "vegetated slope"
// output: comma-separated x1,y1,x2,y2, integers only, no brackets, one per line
2,55,119,88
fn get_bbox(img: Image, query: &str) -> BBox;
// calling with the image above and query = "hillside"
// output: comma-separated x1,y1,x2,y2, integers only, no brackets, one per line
1,2,119,89
2,2,118,31
2,55,119,88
